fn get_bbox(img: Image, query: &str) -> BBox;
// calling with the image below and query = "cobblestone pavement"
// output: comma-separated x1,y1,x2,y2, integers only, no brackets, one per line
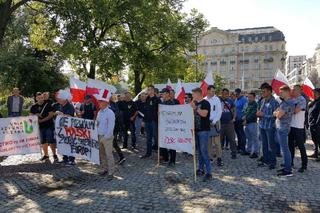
1,137,320,213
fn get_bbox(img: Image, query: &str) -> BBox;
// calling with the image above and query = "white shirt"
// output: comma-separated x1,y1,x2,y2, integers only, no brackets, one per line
205,95,222,124
96,107,115,139
291,95,307,129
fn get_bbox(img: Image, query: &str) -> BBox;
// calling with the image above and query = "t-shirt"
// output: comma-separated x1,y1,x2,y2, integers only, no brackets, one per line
55,102,75,116
291,95,307,129
235,96,248,121
194,99,211,132
120,100,137,123
144,96,161,122
220,98,235,124
172,99,180,105
30,102,54,129
276,99,294,130
80,103,96,120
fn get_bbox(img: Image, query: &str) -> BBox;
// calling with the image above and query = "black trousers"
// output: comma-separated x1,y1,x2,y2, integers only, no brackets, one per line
234,120,247,152
113,129,124,159
288,127,308,168
160,148,176,163
310,126,320,155
123,122,136,147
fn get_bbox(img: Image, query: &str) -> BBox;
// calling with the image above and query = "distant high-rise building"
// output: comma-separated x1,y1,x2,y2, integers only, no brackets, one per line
193,26,287,91
286,55,307,85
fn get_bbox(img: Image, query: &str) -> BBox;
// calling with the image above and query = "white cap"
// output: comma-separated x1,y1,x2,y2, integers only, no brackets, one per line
94,89,112,103
56,89,72,101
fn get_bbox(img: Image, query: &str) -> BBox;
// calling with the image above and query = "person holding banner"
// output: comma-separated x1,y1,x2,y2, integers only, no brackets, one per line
95,90,115,180
55,90,76,166
191,88,212,182
30,92,58,163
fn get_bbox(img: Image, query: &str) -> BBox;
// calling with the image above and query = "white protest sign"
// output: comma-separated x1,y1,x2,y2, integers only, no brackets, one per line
0,116,41,156
159,104,194,155
55,115,100,164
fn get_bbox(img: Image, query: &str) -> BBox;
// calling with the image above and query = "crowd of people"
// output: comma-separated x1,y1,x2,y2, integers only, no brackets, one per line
2,82,320,181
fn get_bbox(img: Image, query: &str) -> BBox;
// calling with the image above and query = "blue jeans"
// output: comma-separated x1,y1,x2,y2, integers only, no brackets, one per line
145,121,157,156
8,112,21,117
260,127,277,166
245,123,259,154
196,131,211,174
277,128,291,172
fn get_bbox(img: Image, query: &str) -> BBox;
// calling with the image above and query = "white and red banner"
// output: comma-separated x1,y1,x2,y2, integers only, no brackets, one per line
158,104,194,155
271,70,290,95
55,115,100,164
200,70,214,97
175,79,185,104
0,116,41,156
302,77,315,100
70,77,87,103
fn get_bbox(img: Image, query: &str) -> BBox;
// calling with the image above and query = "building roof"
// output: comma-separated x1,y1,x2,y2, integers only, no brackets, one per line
226,26,279,35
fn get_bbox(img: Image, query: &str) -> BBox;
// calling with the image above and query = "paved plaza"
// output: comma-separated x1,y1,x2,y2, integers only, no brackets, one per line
1,138,320,213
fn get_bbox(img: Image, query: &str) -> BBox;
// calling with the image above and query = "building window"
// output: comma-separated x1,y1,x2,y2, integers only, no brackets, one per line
262,36,265,41
248,37,252,42
265,45,268,51
269,35,272,41
255,36,259,42
232,48,236,53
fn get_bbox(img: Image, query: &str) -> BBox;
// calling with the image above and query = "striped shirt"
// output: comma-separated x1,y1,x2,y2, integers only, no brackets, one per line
258,96,279,129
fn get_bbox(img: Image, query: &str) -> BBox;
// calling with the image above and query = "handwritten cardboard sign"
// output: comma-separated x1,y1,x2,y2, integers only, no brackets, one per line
0,116,41,156
55,115,100,164
159,104,194,155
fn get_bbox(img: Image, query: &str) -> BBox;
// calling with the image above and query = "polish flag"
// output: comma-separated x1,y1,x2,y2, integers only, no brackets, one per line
69,77,87,103
302,77,315,100
200,70,214,97
271,70,290,95
86,78,117,106
166,78,173,90
175,79,185,104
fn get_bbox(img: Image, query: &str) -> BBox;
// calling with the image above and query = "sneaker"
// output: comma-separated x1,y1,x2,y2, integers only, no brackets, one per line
40,156,49,161
196,169,205,176
168,162,175,167
277,168,285,173
216,158,223,167
308,153,318,159
66,161,76,166
203,174,212,182
53,155,59,164
118,157,126,165
250,153,258,159
277,170,293,177
298,167,307,173
122,146,128,149
107,175,114,181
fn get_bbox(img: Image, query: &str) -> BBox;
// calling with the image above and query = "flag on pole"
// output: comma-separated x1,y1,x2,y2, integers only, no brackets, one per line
271,69,290,95
86,78,117,106
302,77,315,99
200,70,214,97
175,79,186,104
166,79,173,90
69,77,87,103
133,88,148,101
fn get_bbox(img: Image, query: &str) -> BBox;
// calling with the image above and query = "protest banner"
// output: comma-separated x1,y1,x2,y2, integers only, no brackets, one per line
55,115,100,164
0,116,41,156
158,104,197,181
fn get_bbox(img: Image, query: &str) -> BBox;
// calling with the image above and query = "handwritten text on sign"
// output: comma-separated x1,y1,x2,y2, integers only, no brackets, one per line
0,116,41,156
159,104,194,155
55,115,100,164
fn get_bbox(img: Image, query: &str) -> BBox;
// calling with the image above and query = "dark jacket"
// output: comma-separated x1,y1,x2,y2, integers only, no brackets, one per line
308,97,320,128
7,95,24,115
243,101,258,124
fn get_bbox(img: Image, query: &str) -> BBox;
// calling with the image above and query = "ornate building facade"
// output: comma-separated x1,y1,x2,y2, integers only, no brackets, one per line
196,26,287,91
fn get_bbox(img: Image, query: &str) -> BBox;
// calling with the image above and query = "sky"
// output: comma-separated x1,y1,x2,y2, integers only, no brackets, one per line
183,0,320,58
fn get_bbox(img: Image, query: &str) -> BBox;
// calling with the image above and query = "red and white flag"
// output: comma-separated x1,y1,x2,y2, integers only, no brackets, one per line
166,78,173,90
86,78,117,106
69,77,87,103
175,79,185,104
200,70,214,97
271,69,290,95
302,77,315,100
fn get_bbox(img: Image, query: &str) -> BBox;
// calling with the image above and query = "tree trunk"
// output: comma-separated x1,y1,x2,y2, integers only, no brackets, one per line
88,63,96,79
0,1,12,47
134,69,142,95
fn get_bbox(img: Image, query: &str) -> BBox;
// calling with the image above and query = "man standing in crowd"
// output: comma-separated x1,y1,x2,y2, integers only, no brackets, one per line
191,88,212,181
274,86,294,176
220,88,237,159
55,89,76,166
79,95,97,120
121,92,138,149
308,88,320,162
234,88,248,155
160,88,177,166
43,92,53,105
169,89,180,105
289,85,308,172
30,92,58,163
141,85,161,159
7,87,24,117
257,83,279,170
135,93,147,140
243,92,259,158
185,93,192,104
95,90,115,181
109,95,126,165
205,85,223,166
